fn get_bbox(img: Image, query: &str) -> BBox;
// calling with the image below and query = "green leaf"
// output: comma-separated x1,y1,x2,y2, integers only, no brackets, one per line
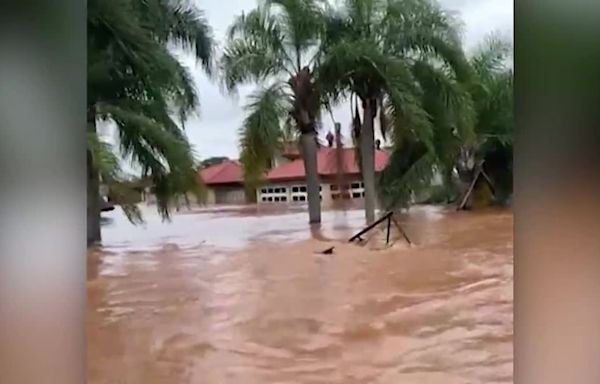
238,84,291,188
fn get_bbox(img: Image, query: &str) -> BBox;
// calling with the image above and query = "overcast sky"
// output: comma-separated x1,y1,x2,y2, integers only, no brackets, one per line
110,0,514,166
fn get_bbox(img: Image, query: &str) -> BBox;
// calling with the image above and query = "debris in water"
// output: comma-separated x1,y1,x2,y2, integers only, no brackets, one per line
319,246,335,254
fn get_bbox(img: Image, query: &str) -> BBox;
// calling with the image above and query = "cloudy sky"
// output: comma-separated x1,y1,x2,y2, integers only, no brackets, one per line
154,0,513,162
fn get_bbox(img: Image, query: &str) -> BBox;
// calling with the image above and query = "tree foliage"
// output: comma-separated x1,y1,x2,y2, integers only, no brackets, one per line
469,34,514,201
238,84,290,188
220,0,328,186
381,32,514,209
88,0,214,221
314,0,472,211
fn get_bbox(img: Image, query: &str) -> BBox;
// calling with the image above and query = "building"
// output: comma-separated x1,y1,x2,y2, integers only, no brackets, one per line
198,160,248,205
257,147,390,207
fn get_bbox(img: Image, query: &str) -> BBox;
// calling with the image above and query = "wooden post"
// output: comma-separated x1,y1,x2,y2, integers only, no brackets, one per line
349,211,393,242
391,216,412,245
457,168,481,211
349,211,413,246
386,214,391,244
457,160,497,211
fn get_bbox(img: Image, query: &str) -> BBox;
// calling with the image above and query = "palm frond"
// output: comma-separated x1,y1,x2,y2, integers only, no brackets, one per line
99,104,203,219
344,0,387,34
89,0,201,118
267,0,327,67
413,60,475,142
377,95,388,141
378,142,435,210
136,0,214,72
222,40,288,92
470,33,513,77
316,38,396,98
107,181,145,224
383,0,470,82
221,7,292,91
87,132,121,183
161,0,214,72
87,132,146,224
238,84,290,188
228,6,281,43
469,33,513,146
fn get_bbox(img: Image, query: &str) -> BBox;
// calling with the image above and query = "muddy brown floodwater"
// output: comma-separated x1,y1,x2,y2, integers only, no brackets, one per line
88,205,513,384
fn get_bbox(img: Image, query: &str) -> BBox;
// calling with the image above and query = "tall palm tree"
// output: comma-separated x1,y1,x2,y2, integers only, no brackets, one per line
318,0,471,223
87,0,214,244
221,0,327,224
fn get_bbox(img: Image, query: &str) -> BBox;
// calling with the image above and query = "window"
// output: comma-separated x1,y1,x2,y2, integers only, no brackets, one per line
352,192,361,198
260,185,288,203
290,185,307,203
331,184,338,191
351,182,361,189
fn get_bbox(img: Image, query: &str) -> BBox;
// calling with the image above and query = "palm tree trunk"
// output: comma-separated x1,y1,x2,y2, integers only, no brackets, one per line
87,111,101,245
360,100,377,224
299,131,321,223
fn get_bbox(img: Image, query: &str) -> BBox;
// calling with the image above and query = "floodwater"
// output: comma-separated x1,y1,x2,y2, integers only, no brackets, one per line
88,204,513,384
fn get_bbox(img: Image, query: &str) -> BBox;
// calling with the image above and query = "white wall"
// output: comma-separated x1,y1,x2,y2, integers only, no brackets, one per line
257,177,367,208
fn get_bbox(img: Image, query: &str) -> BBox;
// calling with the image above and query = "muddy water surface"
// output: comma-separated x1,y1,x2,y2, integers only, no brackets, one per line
88,205,513,383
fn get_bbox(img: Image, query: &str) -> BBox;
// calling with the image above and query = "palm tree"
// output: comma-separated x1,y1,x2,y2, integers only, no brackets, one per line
221,0,327,224
457,34,513,204
318,0,471,223
87,0,214,244
379,33,513,210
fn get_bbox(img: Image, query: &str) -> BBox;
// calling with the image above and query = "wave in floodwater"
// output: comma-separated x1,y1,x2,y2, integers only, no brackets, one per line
88,205,513,384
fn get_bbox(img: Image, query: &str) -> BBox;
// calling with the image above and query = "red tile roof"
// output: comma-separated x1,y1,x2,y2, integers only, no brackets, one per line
266,148,390,182
198,160,243,185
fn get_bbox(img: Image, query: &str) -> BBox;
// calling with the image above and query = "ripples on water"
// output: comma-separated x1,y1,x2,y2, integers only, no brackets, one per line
88,205,513,383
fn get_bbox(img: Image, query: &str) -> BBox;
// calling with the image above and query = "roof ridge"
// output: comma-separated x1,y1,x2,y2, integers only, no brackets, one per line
209,161,235,182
